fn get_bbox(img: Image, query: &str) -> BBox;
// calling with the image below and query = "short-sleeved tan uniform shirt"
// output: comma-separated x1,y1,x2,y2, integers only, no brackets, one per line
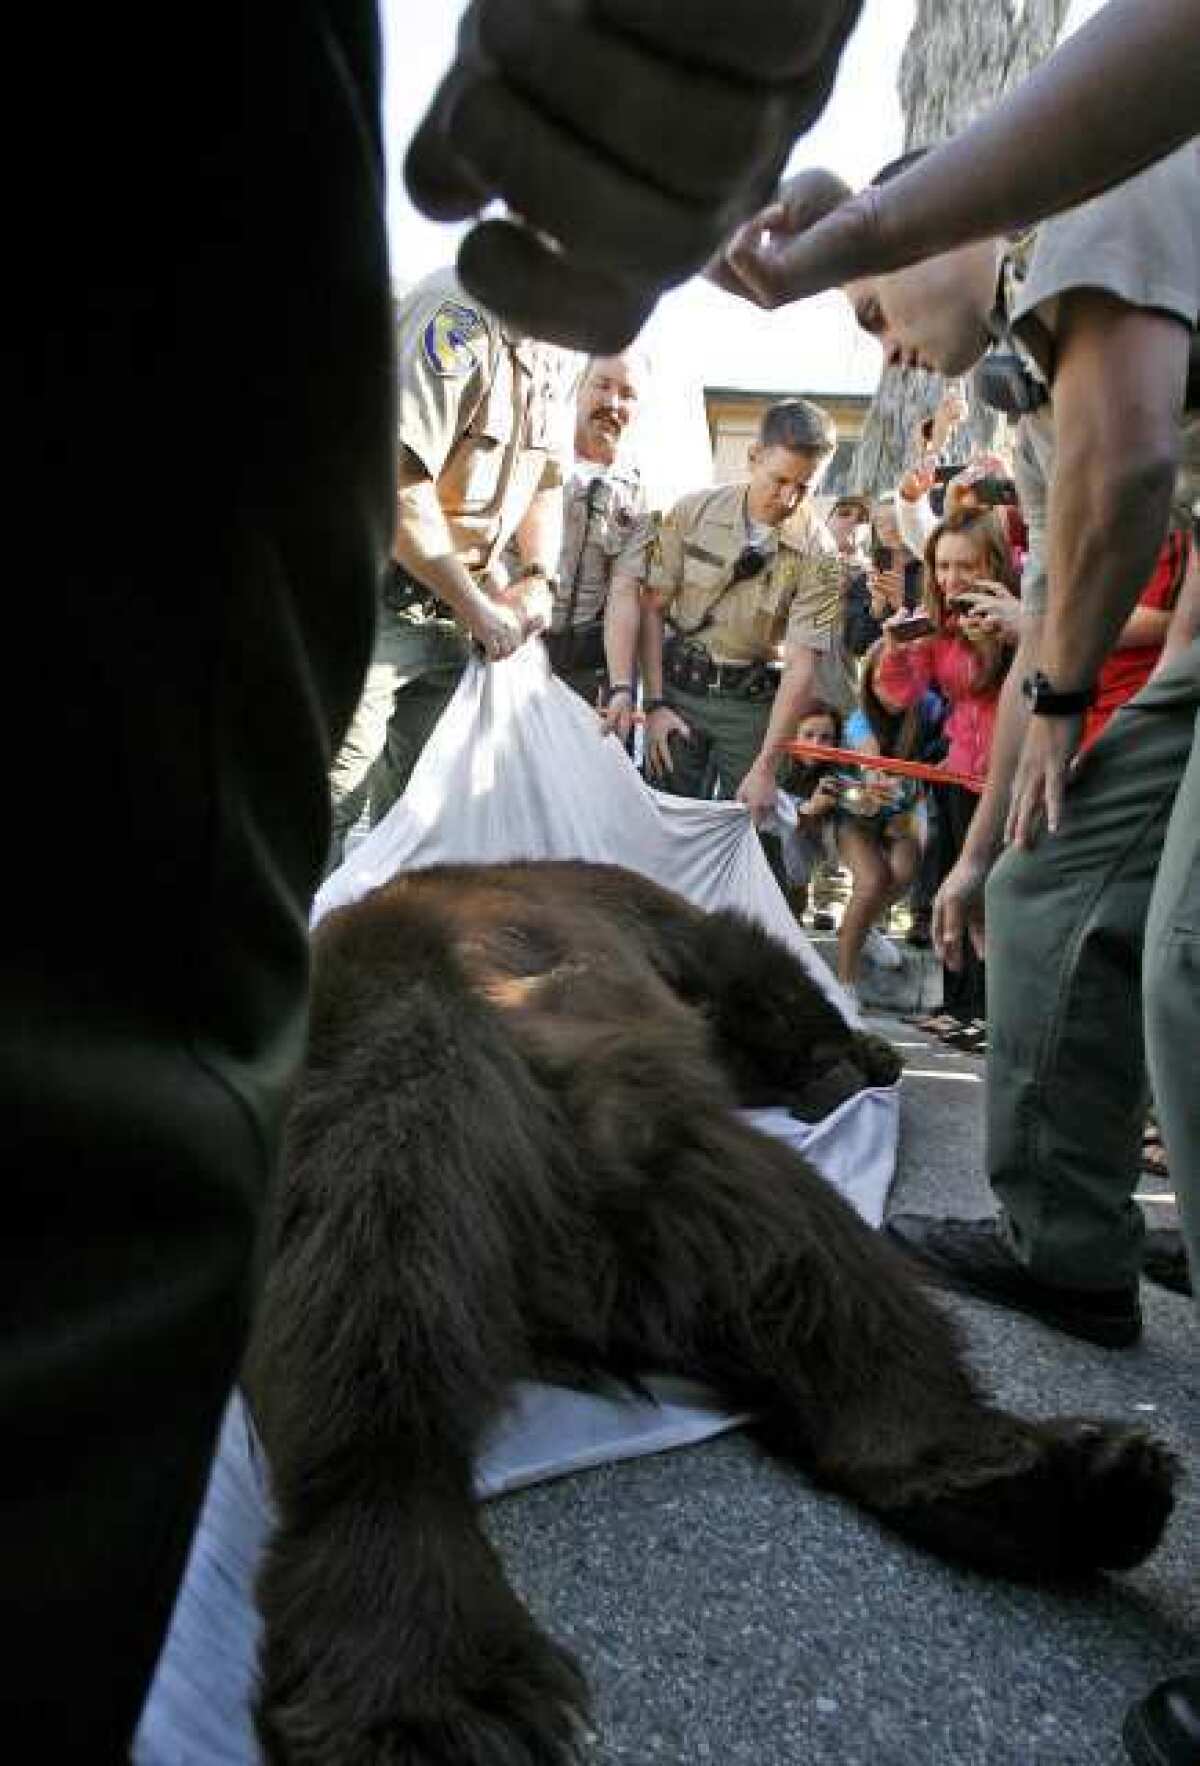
647,481,851,703
1003,145,1200,616
552,462,652,632
393,268,572,575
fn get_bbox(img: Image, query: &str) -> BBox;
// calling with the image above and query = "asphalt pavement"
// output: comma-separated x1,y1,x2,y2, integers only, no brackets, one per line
484,1015,1199,1766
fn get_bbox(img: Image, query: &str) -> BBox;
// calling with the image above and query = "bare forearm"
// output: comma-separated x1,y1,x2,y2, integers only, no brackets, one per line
1040,456,1177,690
641,599,669,699
603,575,641,687
514,485,564,575
394,481,486,622
756,651,816,772
865,0,1199,274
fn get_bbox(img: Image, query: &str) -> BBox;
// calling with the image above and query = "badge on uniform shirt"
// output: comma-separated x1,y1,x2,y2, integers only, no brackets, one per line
773,551,799,592
422,301,486,378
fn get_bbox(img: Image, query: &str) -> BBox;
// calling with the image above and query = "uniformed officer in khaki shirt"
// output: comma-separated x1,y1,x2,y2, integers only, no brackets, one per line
326,266,571,872
643,398,847,846
511,352,653,738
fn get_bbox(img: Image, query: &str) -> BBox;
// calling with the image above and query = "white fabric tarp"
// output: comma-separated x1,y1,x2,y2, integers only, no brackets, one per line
313,645,853,1015
136,644,899,1764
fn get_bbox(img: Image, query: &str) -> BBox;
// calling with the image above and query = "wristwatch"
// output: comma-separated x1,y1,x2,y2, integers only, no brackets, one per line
1021,670,1095,717
514,561,561,598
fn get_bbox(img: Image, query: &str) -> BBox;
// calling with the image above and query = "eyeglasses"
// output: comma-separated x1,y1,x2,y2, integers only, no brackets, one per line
730,544,768,584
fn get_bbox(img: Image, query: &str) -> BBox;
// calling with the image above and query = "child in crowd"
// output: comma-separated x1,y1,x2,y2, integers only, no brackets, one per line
831,646,928,994
781,704,845,928
877,508,1020,1050
783,682,928,999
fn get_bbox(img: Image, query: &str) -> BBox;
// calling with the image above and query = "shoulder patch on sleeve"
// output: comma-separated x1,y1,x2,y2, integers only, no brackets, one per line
422,301,487,378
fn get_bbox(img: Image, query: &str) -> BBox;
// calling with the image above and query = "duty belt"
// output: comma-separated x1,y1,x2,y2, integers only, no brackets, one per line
664,635,779,701
382,561,456,623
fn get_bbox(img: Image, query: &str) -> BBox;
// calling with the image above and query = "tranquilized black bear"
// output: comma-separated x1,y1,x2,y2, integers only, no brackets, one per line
244,860,1176,1766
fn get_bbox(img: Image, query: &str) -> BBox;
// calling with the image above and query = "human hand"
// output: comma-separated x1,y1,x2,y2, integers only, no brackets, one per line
860,772,900,810
406,4,866,351
524,580,554,638
499,573,554,639
933,851,991,969
898,464,937,504
932,382,968,446
736,756,779,824
709,167,856,309
1006,713,1084,848
876,564,907,611
955,580,1021,645
466,592,525,661
645,705,691,779
598,689,635,743
803,778,841,818
945,453,1008,513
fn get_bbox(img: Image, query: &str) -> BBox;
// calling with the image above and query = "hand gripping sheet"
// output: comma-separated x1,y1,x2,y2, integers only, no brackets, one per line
136,644,898,1765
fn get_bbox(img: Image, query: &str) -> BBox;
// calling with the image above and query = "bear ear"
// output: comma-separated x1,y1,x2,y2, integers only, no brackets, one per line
853,1032,903,1089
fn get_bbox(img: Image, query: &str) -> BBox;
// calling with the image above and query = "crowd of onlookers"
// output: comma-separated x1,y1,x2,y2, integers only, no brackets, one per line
636,365,1192,1071
768,388,1191,1057
334,334,1194,1073
787,392,1029,1044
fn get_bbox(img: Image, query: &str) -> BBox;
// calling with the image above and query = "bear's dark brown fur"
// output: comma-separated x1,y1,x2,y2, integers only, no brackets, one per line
244,860,1176,1765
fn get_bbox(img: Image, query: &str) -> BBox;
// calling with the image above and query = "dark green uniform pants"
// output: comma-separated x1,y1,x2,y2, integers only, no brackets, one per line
328,611,469,870
658,681,771,798
987,643,1200,1304
4,7,392,1754
372,662,469,825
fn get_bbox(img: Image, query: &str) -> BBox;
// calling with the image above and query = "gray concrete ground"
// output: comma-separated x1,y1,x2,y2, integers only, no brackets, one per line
484,1015,1198,1765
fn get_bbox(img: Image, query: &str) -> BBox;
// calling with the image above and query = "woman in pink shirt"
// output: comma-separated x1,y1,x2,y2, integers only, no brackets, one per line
878,509,1020,1048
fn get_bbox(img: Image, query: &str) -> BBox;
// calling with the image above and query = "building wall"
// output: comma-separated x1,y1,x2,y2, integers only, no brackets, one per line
704,389,870,500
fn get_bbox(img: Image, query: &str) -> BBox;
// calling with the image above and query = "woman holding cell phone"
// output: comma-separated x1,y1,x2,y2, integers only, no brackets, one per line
876,509,1021,1051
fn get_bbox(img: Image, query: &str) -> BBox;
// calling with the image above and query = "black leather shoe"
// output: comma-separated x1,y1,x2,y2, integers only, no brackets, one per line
884,1215,1143,1348
1123,1668,1200,1765
1142,1227,1194,1298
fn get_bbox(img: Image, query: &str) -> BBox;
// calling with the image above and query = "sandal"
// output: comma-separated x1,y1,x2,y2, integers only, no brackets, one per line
1141,1122,1170,1179
907,1012,961,1037
942,1019,988,1054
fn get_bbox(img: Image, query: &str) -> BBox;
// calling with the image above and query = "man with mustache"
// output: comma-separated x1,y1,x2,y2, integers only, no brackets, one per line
541,352,653,743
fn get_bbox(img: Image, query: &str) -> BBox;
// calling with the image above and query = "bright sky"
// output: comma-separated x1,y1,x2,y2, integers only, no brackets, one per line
382,0,914,397
379,0,1108,498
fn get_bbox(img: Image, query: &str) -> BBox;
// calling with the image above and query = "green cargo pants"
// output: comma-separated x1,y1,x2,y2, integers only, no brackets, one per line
656,681,771,801
986,640,1200,1305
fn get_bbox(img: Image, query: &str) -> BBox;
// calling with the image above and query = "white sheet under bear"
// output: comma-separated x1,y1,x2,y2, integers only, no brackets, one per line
135,642,899,1764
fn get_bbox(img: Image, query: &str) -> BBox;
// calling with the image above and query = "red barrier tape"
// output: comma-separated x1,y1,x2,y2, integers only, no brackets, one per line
781,740,984,795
